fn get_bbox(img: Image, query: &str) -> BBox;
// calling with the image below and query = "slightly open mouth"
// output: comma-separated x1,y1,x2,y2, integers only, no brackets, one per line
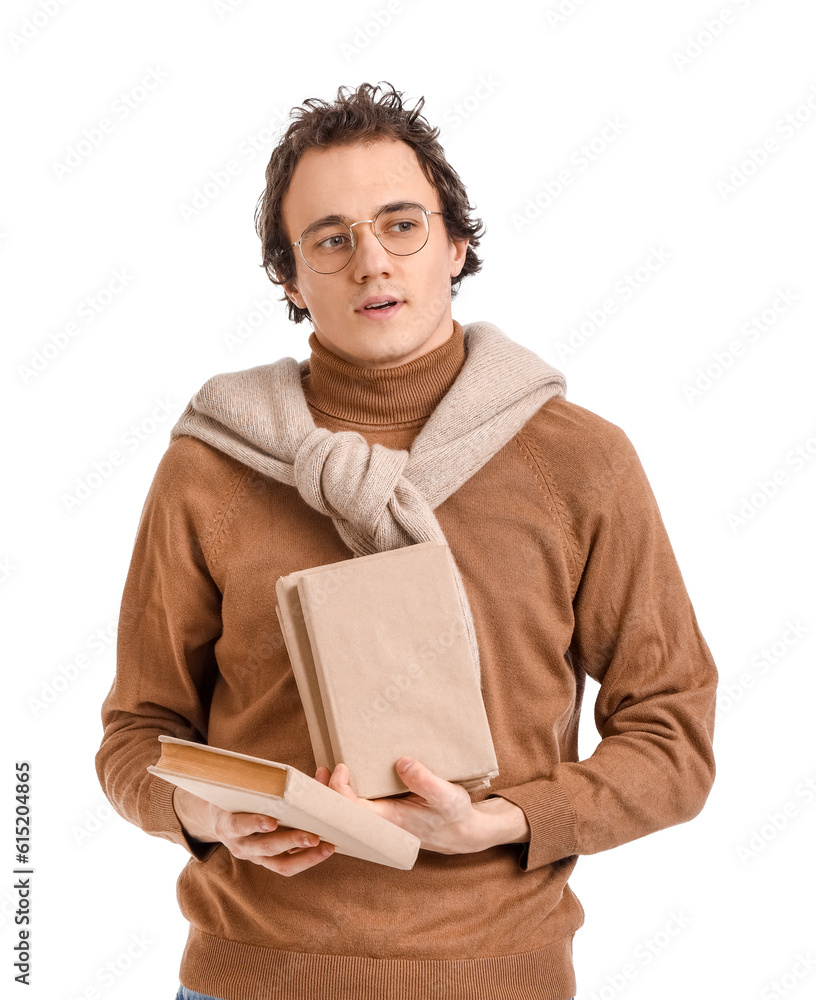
363,301,399,310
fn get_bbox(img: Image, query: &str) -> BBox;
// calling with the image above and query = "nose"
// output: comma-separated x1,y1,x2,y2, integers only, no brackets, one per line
350,221,393,280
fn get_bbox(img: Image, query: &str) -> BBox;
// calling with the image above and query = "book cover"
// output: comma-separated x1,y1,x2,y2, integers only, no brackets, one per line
275,541,499,799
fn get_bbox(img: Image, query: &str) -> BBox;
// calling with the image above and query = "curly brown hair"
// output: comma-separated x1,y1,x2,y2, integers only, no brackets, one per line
253,81,485,324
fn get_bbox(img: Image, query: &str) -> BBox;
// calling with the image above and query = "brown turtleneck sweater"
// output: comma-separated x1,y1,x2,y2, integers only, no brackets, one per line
95,319,717,1000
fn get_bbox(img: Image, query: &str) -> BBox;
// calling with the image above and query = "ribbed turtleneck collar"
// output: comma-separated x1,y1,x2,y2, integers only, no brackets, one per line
302,319,466,425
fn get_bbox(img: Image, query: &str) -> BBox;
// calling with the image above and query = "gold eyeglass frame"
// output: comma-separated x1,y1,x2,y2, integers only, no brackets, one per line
289,203,444,274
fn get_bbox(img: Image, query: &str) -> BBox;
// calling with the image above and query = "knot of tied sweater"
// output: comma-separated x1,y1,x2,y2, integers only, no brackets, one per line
170,320,567,690
293,428,431,553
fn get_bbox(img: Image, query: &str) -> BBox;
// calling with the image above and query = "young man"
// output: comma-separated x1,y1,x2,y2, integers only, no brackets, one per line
96,83,717,1000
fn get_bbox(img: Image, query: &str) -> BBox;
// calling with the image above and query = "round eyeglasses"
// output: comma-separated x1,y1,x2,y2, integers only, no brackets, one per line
289,202,443,274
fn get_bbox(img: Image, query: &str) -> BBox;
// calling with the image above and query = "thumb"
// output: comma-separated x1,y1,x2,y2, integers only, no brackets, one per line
395,757,442,799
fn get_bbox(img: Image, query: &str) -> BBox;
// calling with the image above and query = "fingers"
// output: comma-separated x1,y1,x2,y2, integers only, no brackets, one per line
269,840,335,875
327,762,359,801
395,757,456,807
215,811,335,876
250,830,336,876
216,811,278,839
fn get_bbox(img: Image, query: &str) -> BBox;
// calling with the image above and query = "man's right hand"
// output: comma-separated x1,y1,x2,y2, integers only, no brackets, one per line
172,778,336,877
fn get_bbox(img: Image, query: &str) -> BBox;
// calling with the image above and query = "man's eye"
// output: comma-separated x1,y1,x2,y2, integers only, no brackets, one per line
319,234,349,249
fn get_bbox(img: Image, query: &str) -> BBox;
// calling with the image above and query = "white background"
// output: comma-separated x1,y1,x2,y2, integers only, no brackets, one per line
2,1,815,998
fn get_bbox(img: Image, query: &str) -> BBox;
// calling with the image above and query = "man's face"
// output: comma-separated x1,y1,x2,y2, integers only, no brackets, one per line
281,138,469,369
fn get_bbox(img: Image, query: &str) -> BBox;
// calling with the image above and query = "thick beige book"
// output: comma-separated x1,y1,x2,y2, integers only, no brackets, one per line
275,540,499,799
147,735,420,870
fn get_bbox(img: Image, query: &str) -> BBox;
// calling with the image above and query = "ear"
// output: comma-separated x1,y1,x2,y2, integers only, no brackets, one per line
449,237,469,279
283,281,306,310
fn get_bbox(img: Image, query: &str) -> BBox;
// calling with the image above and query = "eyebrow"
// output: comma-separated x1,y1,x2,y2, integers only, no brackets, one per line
301,201,422,237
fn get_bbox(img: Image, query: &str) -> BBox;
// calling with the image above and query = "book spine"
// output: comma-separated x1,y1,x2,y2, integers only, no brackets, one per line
274,599,335,773
299,596,350,775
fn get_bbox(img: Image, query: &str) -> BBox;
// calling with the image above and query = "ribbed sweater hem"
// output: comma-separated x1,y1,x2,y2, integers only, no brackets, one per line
179,928,577,1000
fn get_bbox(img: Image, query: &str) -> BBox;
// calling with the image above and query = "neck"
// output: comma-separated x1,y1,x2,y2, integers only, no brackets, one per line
302,319,466,426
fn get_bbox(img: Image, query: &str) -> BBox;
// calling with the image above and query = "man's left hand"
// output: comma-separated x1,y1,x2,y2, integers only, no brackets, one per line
315,758,529,855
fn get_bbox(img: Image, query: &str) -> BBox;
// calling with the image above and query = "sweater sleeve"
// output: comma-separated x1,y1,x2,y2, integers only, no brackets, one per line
491,427,718,872
94,436,244,861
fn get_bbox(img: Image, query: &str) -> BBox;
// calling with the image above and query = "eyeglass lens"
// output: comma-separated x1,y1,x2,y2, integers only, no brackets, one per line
299,203,430,273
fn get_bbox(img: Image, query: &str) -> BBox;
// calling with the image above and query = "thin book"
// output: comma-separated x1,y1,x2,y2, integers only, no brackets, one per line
148,735,420,870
